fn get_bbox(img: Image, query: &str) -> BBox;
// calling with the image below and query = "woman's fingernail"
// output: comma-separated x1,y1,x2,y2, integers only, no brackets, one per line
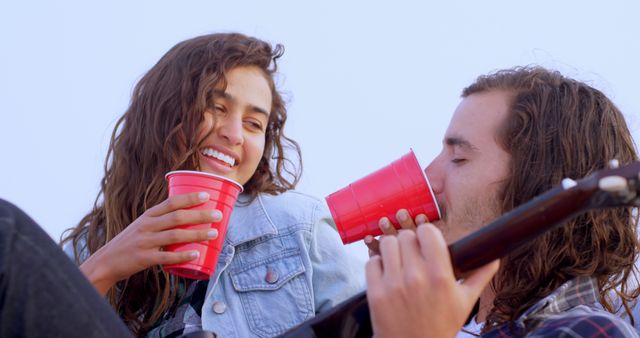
398,210,408,222
380,218,390,229
211,210,222,220
198,192,210,200
189,251,200,259
416,214,427,224
207,229,218,239
364,235,372,244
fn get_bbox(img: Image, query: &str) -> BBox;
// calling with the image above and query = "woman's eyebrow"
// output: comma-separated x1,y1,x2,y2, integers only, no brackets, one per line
212,90,270,116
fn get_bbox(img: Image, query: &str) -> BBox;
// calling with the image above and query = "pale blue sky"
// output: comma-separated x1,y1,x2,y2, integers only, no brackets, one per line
1,1,639,262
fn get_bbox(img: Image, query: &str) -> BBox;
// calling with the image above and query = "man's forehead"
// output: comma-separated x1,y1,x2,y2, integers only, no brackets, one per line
444,91,511,149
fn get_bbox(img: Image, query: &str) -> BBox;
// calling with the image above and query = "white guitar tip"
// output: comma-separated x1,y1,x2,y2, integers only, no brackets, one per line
598,175,628,192
561,178,577,189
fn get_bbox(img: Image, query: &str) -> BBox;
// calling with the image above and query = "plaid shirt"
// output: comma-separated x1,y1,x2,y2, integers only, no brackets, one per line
481,276,638,337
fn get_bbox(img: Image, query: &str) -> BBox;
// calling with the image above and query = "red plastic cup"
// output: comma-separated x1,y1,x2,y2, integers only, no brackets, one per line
163,170,243,280
325,149,440,244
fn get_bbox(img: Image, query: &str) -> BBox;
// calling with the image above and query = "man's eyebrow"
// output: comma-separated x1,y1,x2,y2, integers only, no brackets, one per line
212,90,270,117
445,137,479,151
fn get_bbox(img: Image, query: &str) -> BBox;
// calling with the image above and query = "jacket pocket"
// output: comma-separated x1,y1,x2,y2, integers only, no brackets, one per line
230,249,313,337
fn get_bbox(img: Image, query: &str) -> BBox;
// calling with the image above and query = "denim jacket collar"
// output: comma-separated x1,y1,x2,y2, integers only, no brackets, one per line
224,194,278,246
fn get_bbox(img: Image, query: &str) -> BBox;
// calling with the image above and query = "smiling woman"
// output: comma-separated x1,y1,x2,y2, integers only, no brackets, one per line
60,33,365,338
196,66,272,185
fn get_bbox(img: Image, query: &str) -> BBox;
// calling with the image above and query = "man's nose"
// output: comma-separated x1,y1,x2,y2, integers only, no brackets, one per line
424,161,443,194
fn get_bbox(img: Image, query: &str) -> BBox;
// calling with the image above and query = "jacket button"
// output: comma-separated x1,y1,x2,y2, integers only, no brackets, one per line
265,267,279,284
212,301,227,314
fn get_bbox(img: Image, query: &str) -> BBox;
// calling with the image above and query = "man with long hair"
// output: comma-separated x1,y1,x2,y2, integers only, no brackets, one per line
366,66,640,337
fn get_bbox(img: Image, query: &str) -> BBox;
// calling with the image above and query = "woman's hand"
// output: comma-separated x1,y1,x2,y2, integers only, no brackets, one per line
366,224,499,338
364,209,428,256
80,192,222,295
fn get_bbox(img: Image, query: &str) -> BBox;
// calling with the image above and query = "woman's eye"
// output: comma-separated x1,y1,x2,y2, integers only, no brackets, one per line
213,104,226,113
245,120,263,131
452,158,466,164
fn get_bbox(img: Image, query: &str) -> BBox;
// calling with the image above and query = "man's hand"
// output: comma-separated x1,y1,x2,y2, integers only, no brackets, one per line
364,209,428,256
365,224,499,338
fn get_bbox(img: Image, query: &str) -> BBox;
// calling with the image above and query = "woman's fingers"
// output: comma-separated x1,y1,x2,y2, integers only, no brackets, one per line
152,208,223,231
150,227,219,247
156,249,202,265
145,192,210,217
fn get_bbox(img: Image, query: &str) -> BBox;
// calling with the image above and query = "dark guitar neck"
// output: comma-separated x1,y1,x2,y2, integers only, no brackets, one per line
280,179,603,338
449,182,597,275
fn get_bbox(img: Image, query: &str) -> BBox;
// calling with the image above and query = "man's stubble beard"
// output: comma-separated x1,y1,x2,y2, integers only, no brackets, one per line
438,188,504,244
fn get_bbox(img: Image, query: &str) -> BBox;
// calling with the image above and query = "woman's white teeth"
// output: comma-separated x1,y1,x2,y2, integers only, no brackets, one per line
202,148,235,167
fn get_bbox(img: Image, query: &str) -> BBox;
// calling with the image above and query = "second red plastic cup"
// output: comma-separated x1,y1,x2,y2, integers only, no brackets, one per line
163,170,243,280
325,149,440,244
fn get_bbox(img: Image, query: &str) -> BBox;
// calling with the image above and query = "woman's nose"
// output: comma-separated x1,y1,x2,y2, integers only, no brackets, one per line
217,117,243,146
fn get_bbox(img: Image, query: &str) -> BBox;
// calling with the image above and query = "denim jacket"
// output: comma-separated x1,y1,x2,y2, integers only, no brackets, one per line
65,191,365,338
188,191,365,337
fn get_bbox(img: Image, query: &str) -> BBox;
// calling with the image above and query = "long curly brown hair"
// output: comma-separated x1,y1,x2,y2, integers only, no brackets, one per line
61,33,301,336
462,66,639,333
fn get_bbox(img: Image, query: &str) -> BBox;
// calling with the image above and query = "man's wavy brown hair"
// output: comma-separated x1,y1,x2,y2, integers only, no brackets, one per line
462,66,639,333
61,33,301,336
